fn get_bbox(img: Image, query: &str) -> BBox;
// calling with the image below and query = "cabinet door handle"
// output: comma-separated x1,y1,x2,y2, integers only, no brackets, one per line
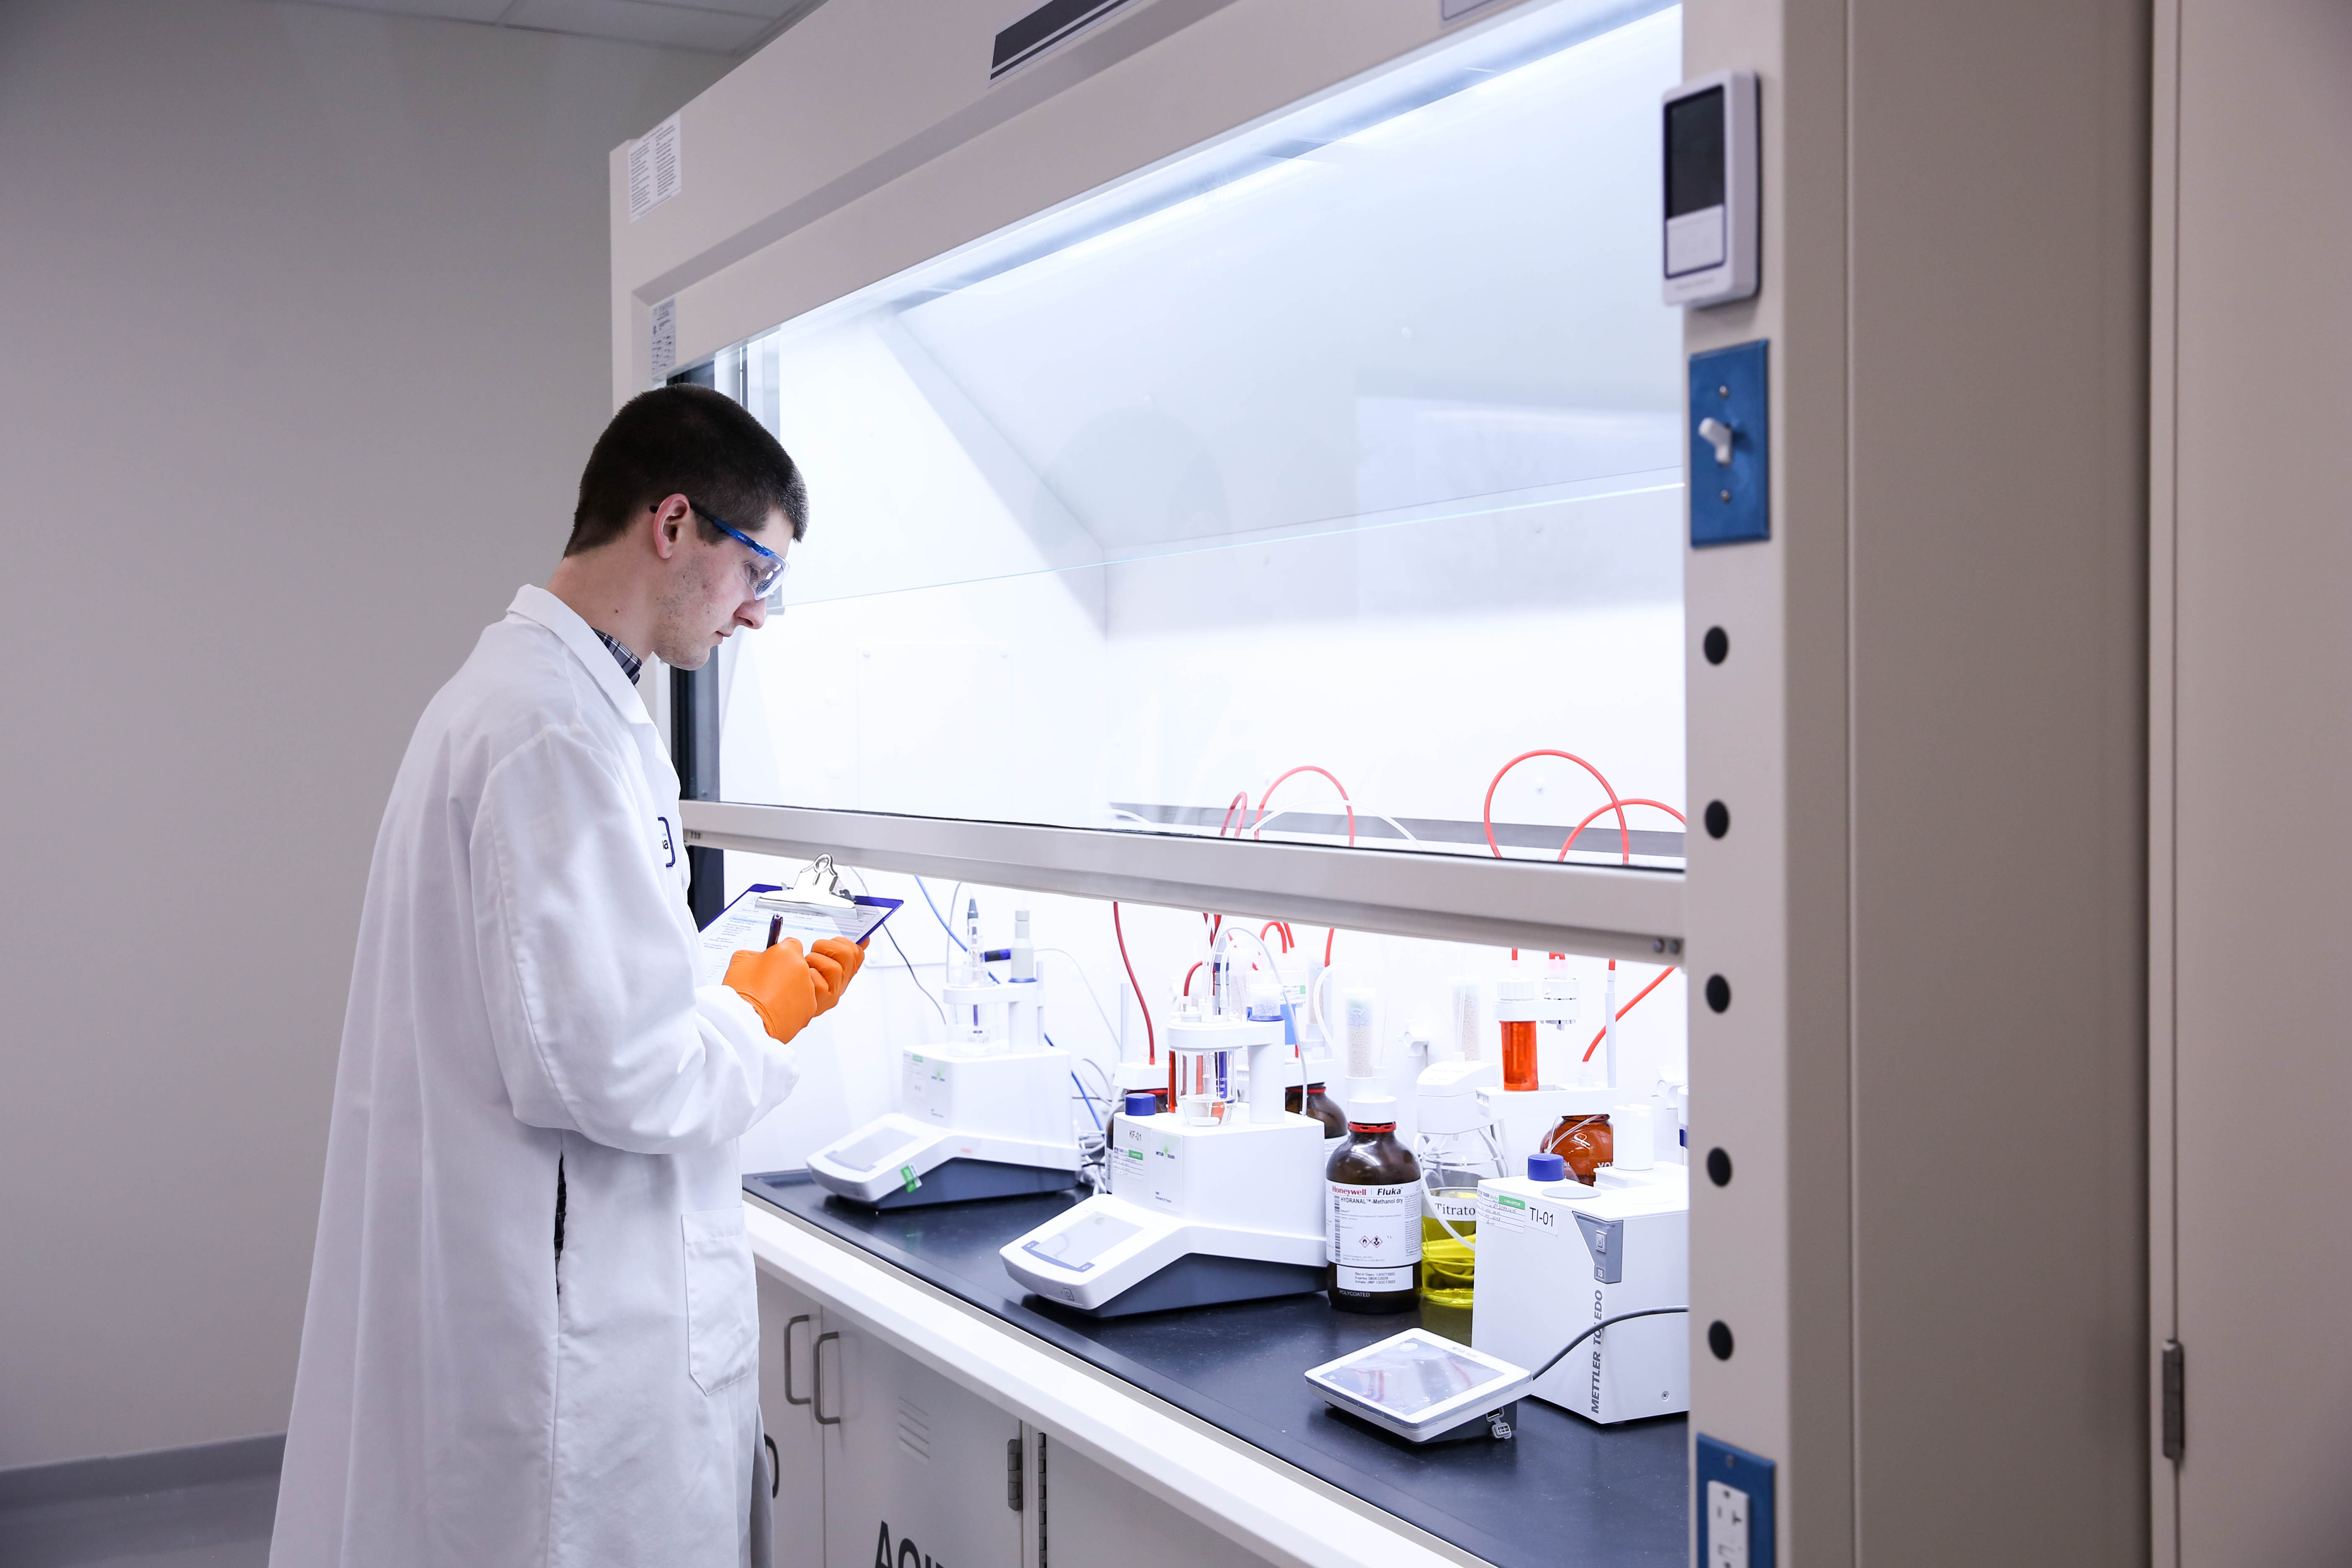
764,1432,779,1499
782,1315,813,1408
813,1331,842,1426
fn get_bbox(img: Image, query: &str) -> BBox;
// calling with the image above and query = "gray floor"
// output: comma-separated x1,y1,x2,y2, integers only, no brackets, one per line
0,1474,276,1568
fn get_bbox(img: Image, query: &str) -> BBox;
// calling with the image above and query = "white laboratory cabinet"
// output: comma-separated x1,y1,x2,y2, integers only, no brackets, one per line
818,1316,1024,1568
620,0,2155,1560
756,1262,1268,1568
758,1272,1025,1568
754,1272,826,1568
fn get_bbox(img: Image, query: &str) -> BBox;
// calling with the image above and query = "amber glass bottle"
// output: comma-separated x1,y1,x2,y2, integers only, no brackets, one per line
1286,1081,1348,1141
1544,1112,1615,1184
1325,1092,1421,1314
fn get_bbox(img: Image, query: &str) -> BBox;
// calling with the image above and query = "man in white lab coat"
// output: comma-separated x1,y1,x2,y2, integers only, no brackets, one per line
271,385,859,1567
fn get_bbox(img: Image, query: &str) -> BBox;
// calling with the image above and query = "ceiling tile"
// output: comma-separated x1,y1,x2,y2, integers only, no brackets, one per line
293,0,513,22
626,0,803,17
498,0,773,50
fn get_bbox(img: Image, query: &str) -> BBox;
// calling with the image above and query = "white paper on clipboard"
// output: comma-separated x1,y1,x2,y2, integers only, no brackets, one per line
695,884,902,987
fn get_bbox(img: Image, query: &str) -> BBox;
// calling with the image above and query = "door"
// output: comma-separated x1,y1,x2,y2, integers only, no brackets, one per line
816,1313,1024,1568
2158,1,2352,1563
1028,1431,1261,1568
756,1271,826,1568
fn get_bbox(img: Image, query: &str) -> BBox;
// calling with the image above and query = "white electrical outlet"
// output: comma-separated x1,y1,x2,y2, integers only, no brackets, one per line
1707,1479,1751,1568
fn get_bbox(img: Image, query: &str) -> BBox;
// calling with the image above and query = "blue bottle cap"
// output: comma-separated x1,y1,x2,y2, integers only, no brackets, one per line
1123,1092,1160,1117
1528,1151,1567,1182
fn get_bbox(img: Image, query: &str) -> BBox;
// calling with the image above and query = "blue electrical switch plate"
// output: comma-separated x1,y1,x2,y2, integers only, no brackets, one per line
1688,340,1769,546
1696,1433,1776,1568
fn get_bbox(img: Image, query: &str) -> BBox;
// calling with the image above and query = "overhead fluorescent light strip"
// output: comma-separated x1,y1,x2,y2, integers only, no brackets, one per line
990,0,1139,79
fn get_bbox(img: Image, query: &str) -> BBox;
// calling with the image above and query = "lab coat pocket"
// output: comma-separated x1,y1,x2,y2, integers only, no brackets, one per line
682,1207,757,1395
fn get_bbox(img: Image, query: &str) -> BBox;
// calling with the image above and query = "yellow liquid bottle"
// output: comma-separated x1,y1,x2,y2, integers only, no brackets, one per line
1420,1189,1479,1308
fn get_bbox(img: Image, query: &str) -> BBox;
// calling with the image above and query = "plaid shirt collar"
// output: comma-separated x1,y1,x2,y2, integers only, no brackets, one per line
592,629,643,685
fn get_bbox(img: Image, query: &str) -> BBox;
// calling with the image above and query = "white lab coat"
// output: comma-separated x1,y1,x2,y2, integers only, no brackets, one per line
271,584,797,1568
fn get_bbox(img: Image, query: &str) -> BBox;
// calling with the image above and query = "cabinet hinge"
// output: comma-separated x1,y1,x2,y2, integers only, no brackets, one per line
1007,1435,1024,1511
2161,1339,2185,1462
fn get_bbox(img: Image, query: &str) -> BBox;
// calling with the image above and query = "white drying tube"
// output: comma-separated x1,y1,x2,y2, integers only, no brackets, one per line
1343,988,1379,1080
1221,924,1310,1105
1451,979,1484,1063
1602,960,1619,1087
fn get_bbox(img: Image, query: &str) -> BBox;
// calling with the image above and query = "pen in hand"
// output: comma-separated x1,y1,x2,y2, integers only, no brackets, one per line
767,915,783,949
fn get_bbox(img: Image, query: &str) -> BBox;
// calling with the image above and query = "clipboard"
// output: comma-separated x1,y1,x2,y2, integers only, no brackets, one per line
694,855,903,986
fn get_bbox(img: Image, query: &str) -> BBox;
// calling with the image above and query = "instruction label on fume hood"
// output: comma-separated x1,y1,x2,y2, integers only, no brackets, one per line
627,113,682,221
650,298,677,381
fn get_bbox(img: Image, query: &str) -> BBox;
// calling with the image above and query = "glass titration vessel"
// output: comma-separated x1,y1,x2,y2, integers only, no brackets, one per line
1415,1122,1500,1310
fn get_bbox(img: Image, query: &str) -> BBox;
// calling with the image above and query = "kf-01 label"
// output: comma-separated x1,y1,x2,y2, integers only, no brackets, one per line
904,1054,951,1123
1112,1119,1183,1212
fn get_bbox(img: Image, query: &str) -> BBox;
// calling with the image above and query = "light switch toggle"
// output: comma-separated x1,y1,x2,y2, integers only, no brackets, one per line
1697,417,1735,466
1688,339,1769,547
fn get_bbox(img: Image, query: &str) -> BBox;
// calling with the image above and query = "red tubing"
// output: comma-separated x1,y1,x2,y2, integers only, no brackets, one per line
1555,798,1687,865
1251,765,1357,845
1216,792,1251,837
1582,966,1679,1062
1196,796,1251,942
1112,901,1155,1065
1483,749,1629,861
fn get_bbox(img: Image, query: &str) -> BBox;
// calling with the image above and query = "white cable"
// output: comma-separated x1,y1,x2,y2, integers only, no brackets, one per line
943,881,966,977
1039,948,1119,1042
1248,804,1420,845
847,870,947,1027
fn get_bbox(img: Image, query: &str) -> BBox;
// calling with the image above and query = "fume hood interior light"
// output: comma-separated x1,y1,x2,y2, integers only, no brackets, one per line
748,0,1679,353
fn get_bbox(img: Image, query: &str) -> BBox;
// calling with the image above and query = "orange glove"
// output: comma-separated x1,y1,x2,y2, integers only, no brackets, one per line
805,937,865,1016
724,939,818,1045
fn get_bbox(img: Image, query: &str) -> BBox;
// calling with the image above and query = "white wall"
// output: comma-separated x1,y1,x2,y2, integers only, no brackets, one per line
0,0,725,1470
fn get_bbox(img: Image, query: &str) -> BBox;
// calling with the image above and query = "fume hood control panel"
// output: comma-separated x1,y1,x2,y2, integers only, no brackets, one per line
1662,70,1759,307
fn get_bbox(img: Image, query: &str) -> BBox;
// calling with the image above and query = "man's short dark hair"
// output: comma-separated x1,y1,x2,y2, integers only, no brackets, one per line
566,384,808,556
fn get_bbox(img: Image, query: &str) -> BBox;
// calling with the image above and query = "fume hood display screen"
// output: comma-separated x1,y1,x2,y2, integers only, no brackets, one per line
1665,85,1725,219
716,2,1688,869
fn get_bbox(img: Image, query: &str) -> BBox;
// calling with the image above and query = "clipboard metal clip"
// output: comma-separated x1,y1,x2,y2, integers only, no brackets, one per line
757,853,858,911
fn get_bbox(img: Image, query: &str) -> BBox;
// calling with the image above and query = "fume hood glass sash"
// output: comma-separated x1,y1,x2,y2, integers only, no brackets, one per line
695,0,1689,947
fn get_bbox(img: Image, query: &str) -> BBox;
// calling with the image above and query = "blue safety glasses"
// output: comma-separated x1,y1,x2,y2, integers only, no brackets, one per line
688,500,789,599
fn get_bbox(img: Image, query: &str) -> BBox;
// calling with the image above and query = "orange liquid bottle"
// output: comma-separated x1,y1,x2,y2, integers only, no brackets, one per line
1500,1022,1538,1092
1496,978,1541,1092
